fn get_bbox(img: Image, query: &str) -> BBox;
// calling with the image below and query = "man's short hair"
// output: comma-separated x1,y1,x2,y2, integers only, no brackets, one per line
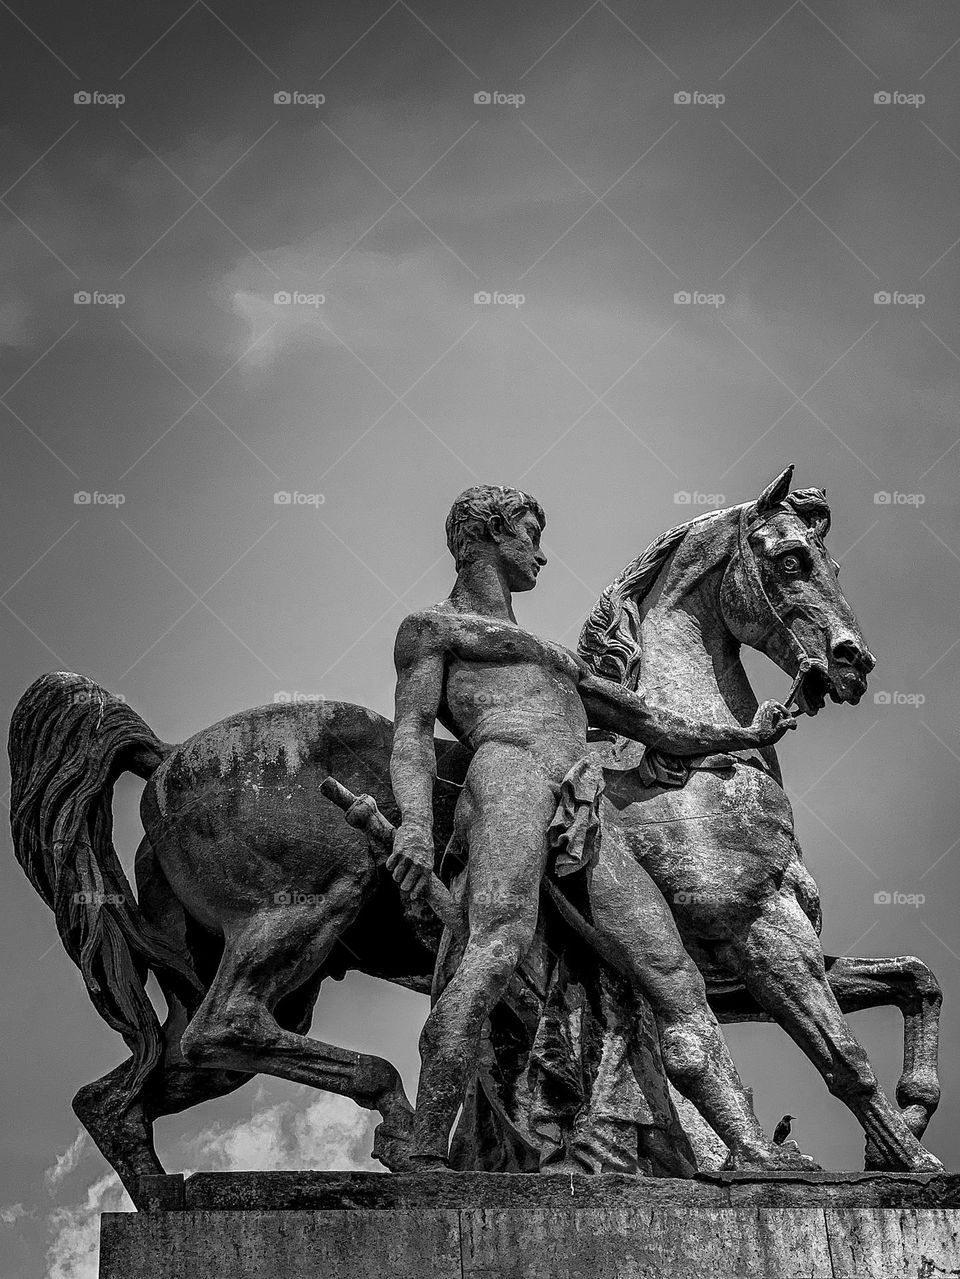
445,485,545,569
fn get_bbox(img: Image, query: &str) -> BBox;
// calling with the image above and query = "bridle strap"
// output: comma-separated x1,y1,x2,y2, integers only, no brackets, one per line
736,505,815,705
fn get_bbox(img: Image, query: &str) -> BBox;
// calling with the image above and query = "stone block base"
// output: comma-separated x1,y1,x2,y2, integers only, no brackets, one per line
99,1172,960,1278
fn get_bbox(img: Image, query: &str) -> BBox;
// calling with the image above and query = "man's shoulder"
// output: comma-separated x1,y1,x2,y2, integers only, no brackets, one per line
394,604,457,663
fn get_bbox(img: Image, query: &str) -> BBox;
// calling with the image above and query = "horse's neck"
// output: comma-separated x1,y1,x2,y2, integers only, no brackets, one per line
638,572,758,731
638,573,782,778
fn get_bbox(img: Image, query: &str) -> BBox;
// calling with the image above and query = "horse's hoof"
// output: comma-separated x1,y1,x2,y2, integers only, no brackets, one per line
539,1157,585,1178
372,1121,414,1172
864,1137,943,1173
863,1138,883,1171
909,1147,944,1173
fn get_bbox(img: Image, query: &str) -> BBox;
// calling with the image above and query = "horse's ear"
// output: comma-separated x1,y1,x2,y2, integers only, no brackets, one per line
756,464,795,514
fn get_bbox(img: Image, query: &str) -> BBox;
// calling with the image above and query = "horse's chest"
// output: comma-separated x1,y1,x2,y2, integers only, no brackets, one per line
612,765,796,890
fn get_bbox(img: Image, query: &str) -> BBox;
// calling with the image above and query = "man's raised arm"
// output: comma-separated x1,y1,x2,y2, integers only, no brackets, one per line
387,612,446,896
577,667,796,754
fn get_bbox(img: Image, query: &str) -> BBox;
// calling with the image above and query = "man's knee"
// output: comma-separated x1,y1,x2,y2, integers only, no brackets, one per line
658,1010,717,1087
470,920,536,987
425,919,534,1036
633,948,709,1020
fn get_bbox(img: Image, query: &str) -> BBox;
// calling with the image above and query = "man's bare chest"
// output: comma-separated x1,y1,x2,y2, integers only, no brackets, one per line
440,614,580,679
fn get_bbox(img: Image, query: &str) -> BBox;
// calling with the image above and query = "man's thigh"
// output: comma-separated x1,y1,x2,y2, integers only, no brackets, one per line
587,814,706,1013
460,747,556,933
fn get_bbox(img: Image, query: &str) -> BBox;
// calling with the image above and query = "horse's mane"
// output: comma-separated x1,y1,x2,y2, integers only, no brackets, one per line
578,487,830,688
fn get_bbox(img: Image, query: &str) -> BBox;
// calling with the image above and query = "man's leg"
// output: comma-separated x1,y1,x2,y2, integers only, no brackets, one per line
413,754,554,1163
586,820,816,1168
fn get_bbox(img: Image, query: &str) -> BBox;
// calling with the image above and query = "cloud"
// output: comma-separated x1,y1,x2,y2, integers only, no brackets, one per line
45,1172,131,1279
44,1131,88,1195
43,1090,379,1279
182,1086,380,1173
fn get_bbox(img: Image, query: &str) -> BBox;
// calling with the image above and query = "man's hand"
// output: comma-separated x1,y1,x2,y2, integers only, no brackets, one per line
386,821,434,897
749,700,797,746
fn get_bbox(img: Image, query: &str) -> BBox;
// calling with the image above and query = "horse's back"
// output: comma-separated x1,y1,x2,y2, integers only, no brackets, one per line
137,700,470,933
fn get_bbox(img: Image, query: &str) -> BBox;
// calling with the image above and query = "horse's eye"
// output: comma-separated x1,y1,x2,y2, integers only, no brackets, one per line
781,554,802,574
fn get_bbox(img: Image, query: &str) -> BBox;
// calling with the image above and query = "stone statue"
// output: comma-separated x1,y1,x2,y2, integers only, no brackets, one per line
386,483,808,1172
7,469,942,1207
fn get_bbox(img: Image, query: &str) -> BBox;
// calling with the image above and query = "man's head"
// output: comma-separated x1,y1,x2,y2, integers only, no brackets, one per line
445,484,546,591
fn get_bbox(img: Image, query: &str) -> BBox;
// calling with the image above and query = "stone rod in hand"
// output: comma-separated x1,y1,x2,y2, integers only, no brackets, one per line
319,776,462,936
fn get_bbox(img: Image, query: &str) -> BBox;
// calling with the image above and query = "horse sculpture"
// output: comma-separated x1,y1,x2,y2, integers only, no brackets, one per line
8,467,942,1204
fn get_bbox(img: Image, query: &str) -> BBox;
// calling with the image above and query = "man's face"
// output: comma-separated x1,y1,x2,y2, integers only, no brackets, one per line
494,510,547,592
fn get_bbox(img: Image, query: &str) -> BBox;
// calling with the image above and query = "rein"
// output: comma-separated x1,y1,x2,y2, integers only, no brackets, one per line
736,505,815,711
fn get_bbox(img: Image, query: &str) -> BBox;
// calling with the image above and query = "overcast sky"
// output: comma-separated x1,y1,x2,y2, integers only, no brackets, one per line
3,2,960,1275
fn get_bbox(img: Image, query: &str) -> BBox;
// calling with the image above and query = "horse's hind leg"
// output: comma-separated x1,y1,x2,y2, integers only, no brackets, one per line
726,893,942,1171
71,1059,164,1203
71,980,252,1205
179,896,414,1171
825,953,941,1147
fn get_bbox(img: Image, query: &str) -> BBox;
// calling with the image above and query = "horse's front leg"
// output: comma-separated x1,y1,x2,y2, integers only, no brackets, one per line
825,953,941,1145
724,892,942,1172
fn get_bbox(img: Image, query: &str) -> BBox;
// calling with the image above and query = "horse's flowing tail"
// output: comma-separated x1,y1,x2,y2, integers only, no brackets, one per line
8,672,201,1099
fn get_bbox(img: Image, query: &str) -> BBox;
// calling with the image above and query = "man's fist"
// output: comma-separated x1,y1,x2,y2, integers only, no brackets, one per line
386,822,434,897
750,700,797,745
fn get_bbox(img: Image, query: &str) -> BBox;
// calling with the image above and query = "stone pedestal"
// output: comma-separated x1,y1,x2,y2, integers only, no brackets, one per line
100,1171,960,1278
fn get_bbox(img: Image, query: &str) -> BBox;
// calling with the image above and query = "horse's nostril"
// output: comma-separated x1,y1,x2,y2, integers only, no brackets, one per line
833,639,873,673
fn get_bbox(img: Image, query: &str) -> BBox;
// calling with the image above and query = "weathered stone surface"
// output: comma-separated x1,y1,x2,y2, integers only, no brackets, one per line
459,1206,833,1278
173,1169,960,1212
100,1189,960,1279
824,1206,960,1276
100,1208,462,1279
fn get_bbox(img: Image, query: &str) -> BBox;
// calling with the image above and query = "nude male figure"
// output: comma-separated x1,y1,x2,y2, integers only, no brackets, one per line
388,485,804,1170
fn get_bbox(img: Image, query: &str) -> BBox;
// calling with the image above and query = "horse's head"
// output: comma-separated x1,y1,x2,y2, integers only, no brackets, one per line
719,465,875,715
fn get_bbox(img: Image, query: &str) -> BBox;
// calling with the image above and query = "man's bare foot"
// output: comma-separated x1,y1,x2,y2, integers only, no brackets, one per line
725,1140,821,1172
408,1154,452,1172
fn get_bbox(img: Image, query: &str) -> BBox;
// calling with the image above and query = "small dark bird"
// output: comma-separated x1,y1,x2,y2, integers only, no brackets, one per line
772,1114,795,1145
